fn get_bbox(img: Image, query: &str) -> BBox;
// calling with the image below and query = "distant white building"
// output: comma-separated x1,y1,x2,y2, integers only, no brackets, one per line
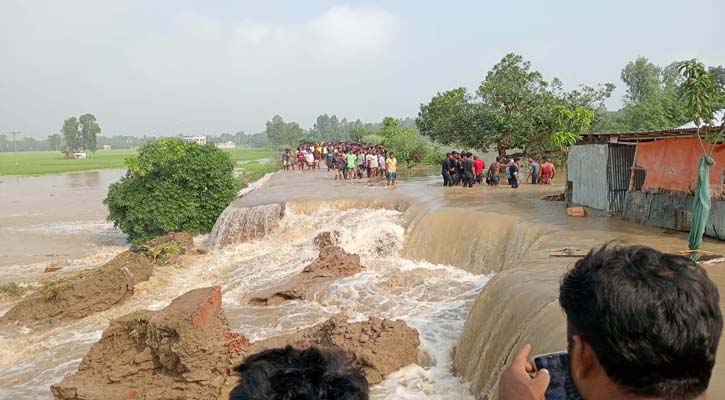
216,141,237,149
182,135,207,145
102,144,112,150
678,109,725,129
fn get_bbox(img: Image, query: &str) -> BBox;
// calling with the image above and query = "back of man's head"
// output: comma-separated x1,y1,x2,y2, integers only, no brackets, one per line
560,244,722,399
229,346,369,400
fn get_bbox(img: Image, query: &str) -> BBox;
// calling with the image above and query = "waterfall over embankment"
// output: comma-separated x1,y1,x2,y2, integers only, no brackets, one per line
452,261,568,399
402,207,543,275
208,203,285,248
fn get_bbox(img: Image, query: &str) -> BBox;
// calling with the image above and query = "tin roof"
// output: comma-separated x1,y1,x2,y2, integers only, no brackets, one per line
578,127,702,144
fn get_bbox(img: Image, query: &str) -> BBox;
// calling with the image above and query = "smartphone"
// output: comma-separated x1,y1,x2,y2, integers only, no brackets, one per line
533,352,583,400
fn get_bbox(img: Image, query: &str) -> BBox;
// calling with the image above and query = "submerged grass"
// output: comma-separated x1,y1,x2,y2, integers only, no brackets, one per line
236,160,283,187
0,282,27,298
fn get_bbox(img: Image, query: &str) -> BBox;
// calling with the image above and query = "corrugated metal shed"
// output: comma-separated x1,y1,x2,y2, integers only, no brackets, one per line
607,144,636,212
567,143,636,212
568,144,609,210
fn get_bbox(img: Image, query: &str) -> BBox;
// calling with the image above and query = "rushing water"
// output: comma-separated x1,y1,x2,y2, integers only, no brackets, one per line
0,200,490,399
1,168,724,399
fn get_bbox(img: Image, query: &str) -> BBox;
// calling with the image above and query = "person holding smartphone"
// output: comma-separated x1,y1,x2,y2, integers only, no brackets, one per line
499,244,722,400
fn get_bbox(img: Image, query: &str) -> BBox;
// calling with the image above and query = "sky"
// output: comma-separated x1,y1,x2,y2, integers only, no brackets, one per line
1,0,723,138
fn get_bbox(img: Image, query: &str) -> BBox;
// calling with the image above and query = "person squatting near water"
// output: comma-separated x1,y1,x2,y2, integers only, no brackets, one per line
229,346,369,400
442,152,557,189
499,244,723,400
281,142,397,187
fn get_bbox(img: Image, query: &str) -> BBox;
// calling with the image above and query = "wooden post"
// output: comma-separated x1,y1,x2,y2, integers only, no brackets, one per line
628,145,639,191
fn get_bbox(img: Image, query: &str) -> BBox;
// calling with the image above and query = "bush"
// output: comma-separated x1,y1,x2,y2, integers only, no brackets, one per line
104,138,238,244
361,134,385,145
385,129,436,169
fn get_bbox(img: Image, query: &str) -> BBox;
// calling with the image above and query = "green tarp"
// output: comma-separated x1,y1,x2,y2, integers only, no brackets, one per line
688,155,715,255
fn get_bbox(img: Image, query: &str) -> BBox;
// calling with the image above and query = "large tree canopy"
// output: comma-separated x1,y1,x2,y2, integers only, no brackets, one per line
417,53,612,156
265,115,304,148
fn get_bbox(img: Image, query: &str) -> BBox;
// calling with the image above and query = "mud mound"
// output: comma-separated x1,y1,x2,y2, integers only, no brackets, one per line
250,316,420,385
248,234,361,305
313,230,339,249
51,286,244,400
52,287,420,399
0,232,193,327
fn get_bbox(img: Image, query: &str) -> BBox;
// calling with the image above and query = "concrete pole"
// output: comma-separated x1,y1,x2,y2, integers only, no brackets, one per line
8,131,20,165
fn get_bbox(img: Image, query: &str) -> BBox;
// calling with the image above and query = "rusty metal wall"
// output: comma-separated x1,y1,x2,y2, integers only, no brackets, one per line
623,191,725,240
606,144,636,212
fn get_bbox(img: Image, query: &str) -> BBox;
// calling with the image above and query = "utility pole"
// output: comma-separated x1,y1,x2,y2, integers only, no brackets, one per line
8,131,20,165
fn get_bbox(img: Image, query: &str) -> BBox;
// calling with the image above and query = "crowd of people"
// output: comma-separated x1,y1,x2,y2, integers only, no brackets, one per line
442,151,557,189
282,142,398,187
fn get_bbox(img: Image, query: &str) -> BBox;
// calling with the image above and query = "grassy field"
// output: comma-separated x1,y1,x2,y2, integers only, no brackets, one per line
0,148,278,176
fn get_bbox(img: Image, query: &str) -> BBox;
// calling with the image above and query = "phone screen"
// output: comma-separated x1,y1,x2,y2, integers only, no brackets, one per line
533,352,583,400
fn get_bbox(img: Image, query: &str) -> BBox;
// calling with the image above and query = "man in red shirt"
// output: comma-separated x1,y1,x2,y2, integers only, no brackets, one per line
473,155,485,184
540,157,556,184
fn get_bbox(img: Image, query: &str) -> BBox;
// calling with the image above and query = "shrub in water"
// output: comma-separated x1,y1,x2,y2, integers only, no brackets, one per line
105,138,238,243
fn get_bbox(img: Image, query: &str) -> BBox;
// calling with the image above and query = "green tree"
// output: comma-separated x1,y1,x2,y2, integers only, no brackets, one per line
265,115,304,148
678,59,724,150
234,131,246,146
476,53,554,155
550,105,596,160
61,117,80,152
416,87,477,147
620,57,662,103
104,138,238,243
78,113,101,153
709,65,725,88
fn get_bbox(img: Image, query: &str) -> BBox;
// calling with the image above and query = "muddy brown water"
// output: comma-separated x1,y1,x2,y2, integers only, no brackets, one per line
0,170,127,278
0,168,723,399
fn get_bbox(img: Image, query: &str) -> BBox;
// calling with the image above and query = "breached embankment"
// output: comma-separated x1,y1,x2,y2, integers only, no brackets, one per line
0,232,195,327
402,208,543,275
9,169,721,399
51,286,421,400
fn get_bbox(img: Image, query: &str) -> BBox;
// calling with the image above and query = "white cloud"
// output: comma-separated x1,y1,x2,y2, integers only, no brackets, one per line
308,6,397,55
0,3,402,136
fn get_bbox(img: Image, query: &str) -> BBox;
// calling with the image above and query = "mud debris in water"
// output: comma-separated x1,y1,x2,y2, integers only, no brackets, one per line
51,286,421,400
0,232,194,327
247,231,362,305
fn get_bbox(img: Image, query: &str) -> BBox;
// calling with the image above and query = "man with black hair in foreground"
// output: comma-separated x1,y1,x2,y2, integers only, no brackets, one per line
499,244,723,400
229,346,369,400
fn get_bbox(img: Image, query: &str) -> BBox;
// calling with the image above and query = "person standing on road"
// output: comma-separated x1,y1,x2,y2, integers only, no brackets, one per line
442,153,452,186
509,158,520,189
540,158,556,184
487,158,501,186
462,152,475,188
345,151,357,180
473,155,485,184
386,152,397,188
527,157,540,184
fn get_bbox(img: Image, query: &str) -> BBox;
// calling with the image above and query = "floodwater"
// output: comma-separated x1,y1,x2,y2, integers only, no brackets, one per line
0,168,723,399
0,170,128,282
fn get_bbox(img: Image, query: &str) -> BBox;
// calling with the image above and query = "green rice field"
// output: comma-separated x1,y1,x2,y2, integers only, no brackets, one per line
0,148,278,176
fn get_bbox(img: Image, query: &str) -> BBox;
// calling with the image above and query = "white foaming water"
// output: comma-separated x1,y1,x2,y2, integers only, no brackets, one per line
0,206,489,399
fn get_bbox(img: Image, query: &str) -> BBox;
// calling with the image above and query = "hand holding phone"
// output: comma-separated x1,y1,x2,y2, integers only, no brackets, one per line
533,352,583,400
498,344,551,400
